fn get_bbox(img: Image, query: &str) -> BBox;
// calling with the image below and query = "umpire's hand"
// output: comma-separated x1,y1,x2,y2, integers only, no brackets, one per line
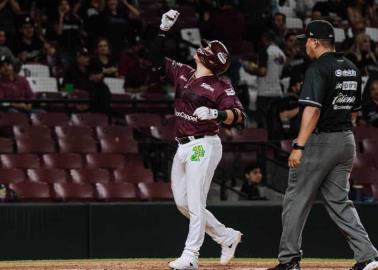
288,149,303,168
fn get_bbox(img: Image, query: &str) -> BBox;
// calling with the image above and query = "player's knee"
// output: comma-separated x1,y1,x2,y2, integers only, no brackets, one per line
176,203,189,216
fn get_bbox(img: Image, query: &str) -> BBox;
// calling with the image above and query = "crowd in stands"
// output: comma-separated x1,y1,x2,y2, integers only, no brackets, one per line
1,0,378,140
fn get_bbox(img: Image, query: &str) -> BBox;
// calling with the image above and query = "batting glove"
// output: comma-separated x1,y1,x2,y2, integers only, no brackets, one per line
193,106,218,121
160,10,180,31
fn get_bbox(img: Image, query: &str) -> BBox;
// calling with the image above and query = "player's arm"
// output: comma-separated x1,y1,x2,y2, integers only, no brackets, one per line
193,107,246,127
149,10,180,68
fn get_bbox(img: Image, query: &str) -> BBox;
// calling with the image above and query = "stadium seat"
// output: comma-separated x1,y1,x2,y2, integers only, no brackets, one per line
86,153,125,169
350,167,378,185
181,28,201,57
0,112,29,127
104,78,125,94
0,168,25,184
353,153,376,169
362,138,378,155
27,168,67,183
43,153,82,169
27,77,58,93
16,138,56,153
366,27,378,42
54,126,94,139
96,182,137,201
231,128,268,142
100,138,138,153
372,184,378,200
0,138,14,153
1,154,40,169
240,152,258,166
125,113,162,129
96,126,134,140
58,137,97,153
71,113,109,127
13,126,52,139
70,168,111,184
19,64,50,77
110,93,133,113
334,28,346,43
113,167,154,183
286,17,303,29
354,127,378,143
138,182,173,201
10,182,51,202
150,126,176,142
53,183,95,201
278,6,294,17
31,112,70,127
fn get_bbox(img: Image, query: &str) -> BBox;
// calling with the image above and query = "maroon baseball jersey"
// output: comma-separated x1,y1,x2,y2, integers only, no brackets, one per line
165,58,244,137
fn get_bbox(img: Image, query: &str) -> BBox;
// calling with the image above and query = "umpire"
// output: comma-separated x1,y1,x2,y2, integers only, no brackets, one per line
269,20,378,270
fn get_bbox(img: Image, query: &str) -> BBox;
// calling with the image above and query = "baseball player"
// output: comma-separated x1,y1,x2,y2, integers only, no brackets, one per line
151,10,245,270
268,20,378,270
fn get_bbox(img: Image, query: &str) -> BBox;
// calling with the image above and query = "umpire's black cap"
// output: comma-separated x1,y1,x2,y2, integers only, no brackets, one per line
296,20,335,41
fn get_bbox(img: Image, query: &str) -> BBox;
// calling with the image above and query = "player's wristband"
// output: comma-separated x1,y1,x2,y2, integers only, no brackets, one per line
216,110,227,121
293,143,305,150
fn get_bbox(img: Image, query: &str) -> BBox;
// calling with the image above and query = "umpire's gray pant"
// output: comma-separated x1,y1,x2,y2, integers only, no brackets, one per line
278,131,378,263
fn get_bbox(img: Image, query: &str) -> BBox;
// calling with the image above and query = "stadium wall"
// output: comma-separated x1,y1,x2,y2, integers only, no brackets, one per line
0,202,377,260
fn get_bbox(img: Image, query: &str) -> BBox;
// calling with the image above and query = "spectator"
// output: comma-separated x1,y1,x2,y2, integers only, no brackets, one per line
0,0,21,36
91,37,118,77
119,44,152,92
279,76,303,138
13,17,43,64
347,0,378,29
87,62,111,113
0,29,17,68
345,33,377,76
76,0,105,46
47,0,84,65
203,0,246,55
0,54,34,100
240,163,266,200
362,80,378,127
270,12,286,48
99,0,140,58
311,0,348,25
244,31,285,130
61,47,90,94
282,32,308,78
41,40,64,77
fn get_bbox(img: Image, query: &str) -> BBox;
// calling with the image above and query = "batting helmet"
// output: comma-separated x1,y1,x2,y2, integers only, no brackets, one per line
197,39,230,75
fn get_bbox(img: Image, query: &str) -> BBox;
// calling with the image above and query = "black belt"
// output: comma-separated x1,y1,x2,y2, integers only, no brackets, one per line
314,128,351,133
175,135,205,144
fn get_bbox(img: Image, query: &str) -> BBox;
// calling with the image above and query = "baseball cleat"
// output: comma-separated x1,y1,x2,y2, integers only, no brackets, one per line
169,255,198,270
267,260,301,270
220,230,243,265
350,257,378,270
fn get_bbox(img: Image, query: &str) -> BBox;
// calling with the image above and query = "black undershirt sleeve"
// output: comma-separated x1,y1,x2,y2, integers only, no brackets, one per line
149,31,166,69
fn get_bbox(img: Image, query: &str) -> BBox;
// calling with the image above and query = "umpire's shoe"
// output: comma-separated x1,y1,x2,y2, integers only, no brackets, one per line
267,259,301,270
350,257,378,270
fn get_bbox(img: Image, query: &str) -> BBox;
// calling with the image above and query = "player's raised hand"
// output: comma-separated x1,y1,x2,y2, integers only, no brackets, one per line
160,9,180,31
193,106,218,121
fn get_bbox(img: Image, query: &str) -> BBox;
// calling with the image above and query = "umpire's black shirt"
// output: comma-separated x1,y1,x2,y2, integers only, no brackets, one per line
299,52,361,132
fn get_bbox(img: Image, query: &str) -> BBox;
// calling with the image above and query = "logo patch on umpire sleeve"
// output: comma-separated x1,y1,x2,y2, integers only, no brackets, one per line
191,145,205,161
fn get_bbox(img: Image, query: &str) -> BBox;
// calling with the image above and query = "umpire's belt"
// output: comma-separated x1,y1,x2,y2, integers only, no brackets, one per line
314,128,351,133
175,135,204,144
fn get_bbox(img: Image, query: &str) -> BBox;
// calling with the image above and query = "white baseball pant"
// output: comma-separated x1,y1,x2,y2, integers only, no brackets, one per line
171,135,234,257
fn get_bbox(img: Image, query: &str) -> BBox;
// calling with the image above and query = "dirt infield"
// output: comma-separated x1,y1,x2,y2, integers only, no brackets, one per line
0,258,359,270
